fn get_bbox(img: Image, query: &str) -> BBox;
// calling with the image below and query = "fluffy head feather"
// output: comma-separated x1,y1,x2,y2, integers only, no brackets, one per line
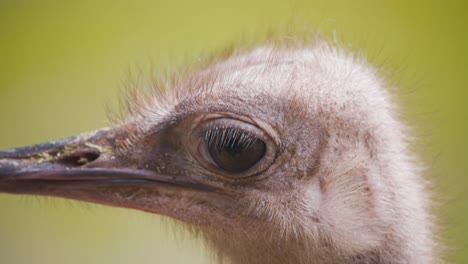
118,40,439,263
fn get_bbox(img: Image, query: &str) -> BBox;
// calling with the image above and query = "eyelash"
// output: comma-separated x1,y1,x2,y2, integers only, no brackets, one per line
203,126,259,150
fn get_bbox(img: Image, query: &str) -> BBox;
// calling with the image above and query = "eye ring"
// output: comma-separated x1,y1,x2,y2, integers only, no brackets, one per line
191,117,276,178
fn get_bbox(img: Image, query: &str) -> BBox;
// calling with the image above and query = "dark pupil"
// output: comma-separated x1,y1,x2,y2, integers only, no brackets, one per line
208,132,266,173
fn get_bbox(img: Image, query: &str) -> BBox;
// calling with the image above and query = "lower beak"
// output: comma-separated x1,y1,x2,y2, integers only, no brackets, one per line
0,128,216,212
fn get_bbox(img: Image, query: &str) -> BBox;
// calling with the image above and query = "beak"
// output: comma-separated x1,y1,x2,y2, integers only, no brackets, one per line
0,127,217,213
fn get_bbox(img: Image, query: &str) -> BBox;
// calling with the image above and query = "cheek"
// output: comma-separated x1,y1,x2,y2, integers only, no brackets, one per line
309,166,385,255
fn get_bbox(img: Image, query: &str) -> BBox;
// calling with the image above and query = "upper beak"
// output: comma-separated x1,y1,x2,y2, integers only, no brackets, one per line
0,127,216,212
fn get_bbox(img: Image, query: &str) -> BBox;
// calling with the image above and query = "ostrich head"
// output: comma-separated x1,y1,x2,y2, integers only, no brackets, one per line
0,41,437,263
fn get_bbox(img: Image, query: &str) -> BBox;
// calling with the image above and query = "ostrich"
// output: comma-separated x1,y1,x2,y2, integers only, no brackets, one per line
0,40,438,263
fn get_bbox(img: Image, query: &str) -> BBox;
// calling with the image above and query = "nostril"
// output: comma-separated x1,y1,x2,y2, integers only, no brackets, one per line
57,148,100,167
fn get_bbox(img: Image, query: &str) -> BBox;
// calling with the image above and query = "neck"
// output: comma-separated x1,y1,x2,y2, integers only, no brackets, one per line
195,221,436,264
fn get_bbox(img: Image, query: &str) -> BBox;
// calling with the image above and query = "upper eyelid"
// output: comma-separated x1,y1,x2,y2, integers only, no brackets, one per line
189,112,279,146
203,126,259,149
195,118,266,139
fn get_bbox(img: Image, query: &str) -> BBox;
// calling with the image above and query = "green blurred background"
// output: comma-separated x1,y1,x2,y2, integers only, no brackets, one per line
0,0,466,263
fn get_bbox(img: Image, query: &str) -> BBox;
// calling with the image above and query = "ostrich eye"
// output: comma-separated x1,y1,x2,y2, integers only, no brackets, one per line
195,118,269,175
203,128,266,173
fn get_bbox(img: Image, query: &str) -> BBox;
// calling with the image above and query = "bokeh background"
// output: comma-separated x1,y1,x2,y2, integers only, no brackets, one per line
0,0,466,263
